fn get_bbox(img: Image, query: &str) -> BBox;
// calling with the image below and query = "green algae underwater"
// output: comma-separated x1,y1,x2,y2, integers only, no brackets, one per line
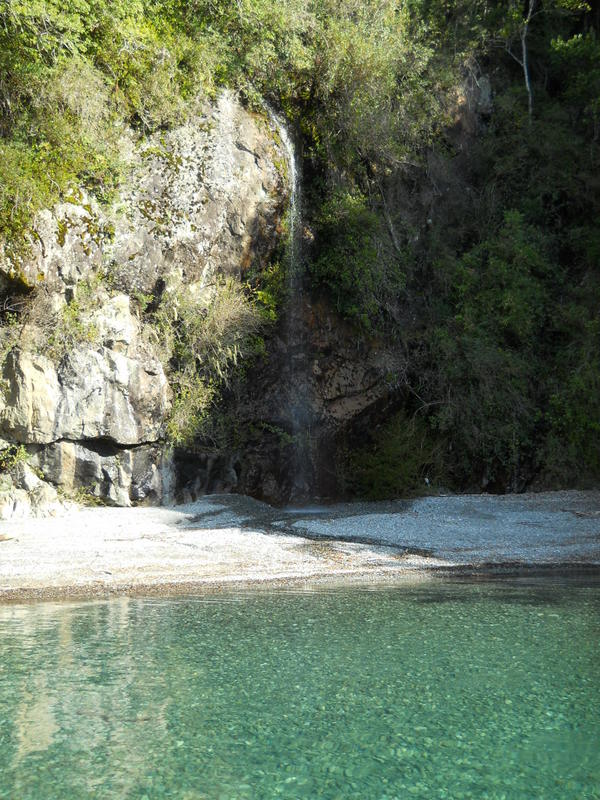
0,577,598,799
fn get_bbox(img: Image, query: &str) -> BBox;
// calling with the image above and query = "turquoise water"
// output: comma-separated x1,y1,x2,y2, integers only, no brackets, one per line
0,578,598,799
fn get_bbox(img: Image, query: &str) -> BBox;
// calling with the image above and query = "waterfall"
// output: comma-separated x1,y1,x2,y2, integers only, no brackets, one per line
269,114,300,279
267,108,312,500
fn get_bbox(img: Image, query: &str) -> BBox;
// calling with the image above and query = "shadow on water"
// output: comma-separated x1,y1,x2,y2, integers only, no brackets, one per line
402,573,600,607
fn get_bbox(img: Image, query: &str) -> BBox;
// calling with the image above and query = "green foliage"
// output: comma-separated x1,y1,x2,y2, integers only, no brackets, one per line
311,191,404,330
254,421,295,448
0,308,23,365
151,278,264,446
344,410,445,500
252,262,285,323
0,444,28,473
418,208,590,489
297,1,445,170
449,211,552,347
378,1,600,493
43,281,101,362
550,31,600,134
541,274,600,483
164,279,263,384
427,325,540,490
165,375,216,448
0,274,110,368
0,0,221,243
414,66,600,489
1,0,599,494
0,0,457,245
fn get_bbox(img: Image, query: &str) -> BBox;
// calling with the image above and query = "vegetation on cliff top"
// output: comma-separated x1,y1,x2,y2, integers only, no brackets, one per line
1,0,599,495
0,0,451,242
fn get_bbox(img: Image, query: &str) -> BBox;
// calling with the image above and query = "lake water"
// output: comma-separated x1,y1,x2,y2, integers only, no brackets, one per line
0,577,598,799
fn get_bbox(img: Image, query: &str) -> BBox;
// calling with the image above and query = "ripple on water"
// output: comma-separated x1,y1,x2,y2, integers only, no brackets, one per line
0,577,598,799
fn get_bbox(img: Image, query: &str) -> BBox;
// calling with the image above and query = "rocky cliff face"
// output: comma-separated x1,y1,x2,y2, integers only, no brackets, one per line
0,88,441,516
213,77,494,505
0,92,286,518
221,294,407,505
1,92,283,295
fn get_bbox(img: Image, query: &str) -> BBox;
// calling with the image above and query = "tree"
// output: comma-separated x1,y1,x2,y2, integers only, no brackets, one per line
501,0,537,125
500,0,592,125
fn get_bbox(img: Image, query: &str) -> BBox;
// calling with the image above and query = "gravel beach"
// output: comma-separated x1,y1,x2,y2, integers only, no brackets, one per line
1,490,598,601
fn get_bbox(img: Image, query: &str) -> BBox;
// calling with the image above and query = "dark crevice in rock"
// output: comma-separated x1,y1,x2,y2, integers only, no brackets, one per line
29,437,165,454
78,437,163,454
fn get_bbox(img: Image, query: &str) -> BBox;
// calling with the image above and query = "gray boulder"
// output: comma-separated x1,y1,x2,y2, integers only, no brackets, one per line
0,346,170,446
0,462,65,521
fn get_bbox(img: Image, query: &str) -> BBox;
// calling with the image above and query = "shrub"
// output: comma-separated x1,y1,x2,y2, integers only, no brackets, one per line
0,444,28,473
343,409,446,500
45,298,100,362
310,191,404,331
33,278,102,362
0,304,24,365
165,375,216,447
151,277,264,446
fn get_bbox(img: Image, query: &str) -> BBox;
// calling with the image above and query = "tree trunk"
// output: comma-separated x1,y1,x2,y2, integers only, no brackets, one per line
521,0,536,126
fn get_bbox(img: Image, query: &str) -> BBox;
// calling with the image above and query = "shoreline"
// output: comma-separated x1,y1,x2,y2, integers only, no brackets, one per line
0,567,431,604
1,490,598,603
1,562,599,604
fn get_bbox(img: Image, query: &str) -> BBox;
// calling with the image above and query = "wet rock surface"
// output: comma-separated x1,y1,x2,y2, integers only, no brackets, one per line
227,297,407,505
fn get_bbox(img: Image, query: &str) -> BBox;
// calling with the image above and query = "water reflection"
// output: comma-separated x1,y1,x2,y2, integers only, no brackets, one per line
13,673,58,763
0,580,598,799
1,598,173,798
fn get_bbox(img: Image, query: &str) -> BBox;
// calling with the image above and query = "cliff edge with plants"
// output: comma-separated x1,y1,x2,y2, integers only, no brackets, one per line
1,0,598,515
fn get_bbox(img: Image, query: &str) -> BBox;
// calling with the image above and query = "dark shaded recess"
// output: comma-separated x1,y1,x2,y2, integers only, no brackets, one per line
79,438,122,458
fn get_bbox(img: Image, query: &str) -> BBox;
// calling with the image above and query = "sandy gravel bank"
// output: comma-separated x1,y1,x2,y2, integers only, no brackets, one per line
0,491,598,601
0,496,442,601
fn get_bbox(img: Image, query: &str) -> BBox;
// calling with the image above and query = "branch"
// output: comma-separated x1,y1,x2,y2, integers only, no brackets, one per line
504,42,523,68
376,179,402,256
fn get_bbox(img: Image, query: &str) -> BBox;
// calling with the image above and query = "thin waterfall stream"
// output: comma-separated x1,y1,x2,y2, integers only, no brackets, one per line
268,109,313,499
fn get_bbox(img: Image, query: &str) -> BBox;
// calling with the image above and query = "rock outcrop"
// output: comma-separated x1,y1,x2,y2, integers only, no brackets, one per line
0,345,169,446
1,92,284,296
28,440,174,508
0,87,435,513
0,457,66,521
220,294,407,504
0,92,287,517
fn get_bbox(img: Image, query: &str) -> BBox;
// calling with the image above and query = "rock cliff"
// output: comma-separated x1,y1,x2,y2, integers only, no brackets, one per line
0,92,286,517
0,89,428,516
